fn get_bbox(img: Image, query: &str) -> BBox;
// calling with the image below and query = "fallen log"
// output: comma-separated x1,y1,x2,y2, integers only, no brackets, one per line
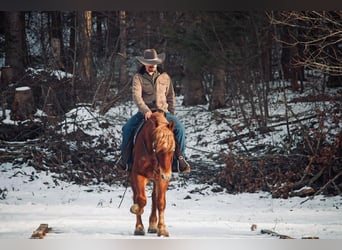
260,229,294,239
300,171,342,205
260,229,319,239
30,223,50,239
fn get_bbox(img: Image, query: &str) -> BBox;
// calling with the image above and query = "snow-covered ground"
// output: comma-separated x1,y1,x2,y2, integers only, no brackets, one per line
0,161,341,239
1,82,342,239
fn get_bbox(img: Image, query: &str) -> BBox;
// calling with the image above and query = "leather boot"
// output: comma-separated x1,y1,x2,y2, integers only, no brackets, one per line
117,134,135,171
177,155,191,173
116,155,129,171
175,144,191,173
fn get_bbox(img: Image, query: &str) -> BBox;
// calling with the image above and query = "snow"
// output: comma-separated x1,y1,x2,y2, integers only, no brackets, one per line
1,80,342,240
1,161,341,239
15,86,31,91
27,67,73,80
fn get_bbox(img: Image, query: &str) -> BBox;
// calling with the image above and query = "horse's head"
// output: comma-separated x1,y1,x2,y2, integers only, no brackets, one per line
151,112,175,180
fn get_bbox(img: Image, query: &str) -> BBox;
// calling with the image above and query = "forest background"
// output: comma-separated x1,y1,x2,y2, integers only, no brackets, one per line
0,11,341,197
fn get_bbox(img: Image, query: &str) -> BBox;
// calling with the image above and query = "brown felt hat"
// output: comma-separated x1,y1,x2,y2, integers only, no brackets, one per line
136,49,165,65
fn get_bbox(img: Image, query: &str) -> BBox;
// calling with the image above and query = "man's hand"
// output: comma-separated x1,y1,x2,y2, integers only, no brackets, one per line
144,111,152,120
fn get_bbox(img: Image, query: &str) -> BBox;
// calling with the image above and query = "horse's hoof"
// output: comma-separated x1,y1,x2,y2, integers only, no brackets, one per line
134,227,145,236
148,227,158,234
157,229,169,237
130,204,140,214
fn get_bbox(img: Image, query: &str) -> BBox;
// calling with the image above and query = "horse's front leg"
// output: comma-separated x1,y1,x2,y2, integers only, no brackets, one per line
156,180,170,237
130,174,148,235
148,182,158,234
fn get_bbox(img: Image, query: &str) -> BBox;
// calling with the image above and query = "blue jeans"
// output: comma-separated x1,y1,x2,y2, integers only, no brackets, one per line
121,112,186,157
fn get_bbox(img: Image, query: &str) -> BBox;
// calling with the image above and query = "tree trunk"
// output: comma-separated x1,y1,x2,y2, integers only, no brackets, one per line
253,20,269,126
49,11,65,70
119,10,128,85
289,45,301,92
105,11,119,58
1,66,14,87
280,26,302,92
94,11,104,57
50,38,64,70
0,66,13,119
77,11,93,84
182,71,207,106
209,66,226,110
64,12,76,73
3,11,26,82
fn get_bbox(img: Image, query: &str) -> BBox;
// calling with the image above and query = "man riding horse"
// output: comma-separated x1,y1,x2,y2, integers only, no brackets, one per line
117,48,191,173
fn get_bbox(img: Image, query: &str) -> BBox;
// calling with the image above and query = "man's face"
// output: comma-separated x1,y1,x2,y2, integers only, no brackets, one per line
145,64,157,73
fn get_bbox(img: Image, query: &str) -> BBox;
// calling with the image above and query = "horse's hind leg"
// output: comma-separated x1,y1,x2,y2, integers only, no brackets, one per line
148,182,158,234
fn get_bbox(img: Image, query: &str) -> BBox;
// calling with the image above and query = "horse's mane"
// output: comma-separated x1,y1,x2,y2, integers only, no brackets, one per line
151,112,175,153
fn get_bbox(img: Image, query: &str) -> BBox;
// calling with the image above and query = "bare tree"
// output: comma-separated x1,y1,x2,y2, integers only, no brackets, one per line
268,11,342,86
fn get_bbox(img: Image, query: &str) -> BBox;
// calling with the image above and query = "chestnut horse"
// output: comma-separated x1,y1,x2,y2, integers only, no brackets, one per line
129,111,175,237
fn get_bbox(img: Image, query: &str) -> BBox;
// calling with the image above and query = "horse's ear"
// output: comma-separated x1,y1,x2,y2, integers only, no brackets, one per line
168,121,175,131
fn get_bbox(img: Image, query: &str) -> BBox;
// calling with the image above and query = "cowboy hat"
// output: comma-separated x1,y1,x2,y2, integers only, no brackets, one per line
136,49,165,65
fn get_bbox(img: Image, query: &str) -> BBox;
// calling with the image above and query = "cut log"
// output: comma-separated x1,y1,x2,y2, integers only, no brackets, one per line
11,86,36,121
30,223,50,239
